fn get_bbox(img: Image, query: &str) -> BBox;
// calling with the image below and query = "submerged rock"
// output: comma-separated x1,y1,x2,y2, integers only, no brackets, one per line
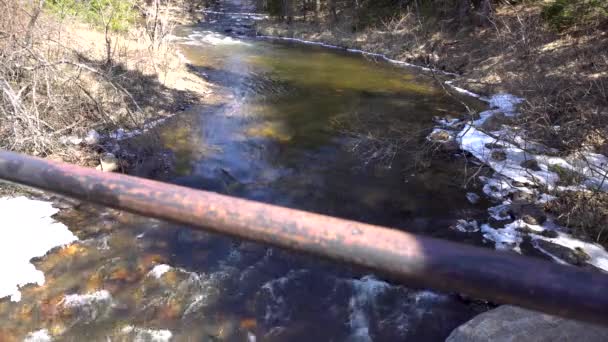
446,305,608,342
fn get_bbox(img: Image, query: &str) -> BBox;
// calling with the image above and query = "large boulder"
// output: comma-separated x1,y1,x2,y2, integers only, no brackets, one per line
446,305,608,342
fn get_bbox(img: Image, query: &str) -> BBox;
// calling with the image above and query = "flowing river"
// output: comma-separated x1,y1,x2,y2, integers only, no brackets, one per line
0,1,501,341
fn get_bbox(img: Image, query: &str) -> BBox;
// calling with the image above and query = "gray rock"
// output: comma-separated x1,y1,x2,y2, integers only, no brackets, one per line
509,200,547,225
446,305,608,342
540,229,559,238
535,239,590,266
521,159,542,171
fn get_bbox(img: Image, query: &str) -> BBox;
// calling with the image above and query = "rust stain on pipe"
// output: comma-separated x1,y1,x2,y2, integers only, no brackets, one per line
0,149,607,325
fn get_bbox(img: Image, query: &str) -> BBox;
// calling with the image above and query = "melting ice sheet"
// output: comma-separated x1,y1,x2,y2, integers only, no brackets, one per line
0,197,77,301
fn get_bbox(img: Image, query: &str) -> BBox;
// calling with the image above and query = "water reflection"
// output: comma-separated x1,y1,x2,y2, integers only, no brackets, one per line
0,8,491,341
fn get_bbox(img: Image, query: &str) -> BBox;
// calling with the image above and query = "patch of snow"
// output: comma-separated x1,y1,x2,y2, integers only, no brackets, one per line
24,329,52,342
487,203,511,221
481,220,526,251
566,152,608,191
148,264,172,279
444,80,481,98
486,94,524,115
459,125,560,186
0,196,78,302
454,219,480,233
466,192,480,204
59,135,83,145
84,129,101,145
121,326,173,342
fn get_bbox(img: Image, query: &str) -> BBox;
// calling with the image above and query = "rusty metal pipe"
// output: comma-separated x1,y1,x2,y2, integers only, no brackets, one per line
1,149,607,325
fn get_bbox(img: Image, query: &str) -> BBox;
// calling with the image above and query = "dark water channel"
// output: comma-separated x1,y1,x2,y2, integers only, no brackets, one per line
0,2,494,341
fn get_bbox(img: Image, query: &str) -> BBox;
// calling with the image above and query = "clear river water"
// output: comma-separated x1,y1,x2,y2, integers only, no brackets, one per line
0,2,501,341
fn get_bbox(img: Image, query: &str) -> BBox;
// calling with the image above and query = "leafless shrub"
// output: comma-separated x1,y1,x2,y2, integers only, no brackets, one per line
0,0,184,161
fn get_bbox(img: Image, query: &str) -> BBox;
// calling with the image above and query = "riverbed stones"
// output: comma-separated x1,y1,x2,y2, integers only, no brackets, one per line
446,305,608,342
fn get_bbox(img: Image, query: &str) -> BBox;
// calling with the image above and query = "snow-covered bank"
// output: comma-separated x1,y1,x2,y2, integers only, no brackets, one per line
431,93,608,271
0,197,77,301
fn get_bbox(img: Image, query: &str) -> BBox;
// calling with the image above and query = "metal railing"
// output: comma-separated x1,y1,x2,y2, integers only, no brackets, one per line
0,149,607,325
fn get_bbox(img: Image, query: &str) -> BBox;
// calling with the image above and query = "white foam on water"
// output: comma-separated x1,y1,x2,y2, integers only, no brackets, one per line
121,326,173,342
24,329,52,342
348,276,390,342
187,30,250,46
148,264,172,279
61,290,114,322
0,196,78,302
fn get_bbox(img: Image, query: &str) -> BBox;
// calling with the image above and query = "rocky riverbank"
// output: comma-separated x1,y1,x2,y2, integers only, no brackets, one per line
254,7,608,271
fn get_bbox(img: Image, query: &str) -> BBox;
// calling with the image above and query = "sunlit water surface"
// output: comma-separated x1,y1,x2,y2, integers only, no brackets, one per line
0,3,495,341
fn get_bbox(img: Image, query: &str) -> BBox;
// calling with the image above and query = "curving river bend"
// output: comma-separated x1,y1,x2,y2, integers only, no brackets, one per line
0,1,498,341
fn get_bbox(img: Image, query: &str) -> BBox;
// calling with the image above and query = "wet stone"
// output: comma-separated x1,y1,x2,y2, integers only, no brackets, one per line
535,240,590,266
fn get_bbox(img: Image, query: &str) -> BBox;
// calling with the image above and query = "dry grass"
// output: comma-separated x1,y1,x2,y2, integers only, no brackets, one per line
545,191,608,246
0,0,210,163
